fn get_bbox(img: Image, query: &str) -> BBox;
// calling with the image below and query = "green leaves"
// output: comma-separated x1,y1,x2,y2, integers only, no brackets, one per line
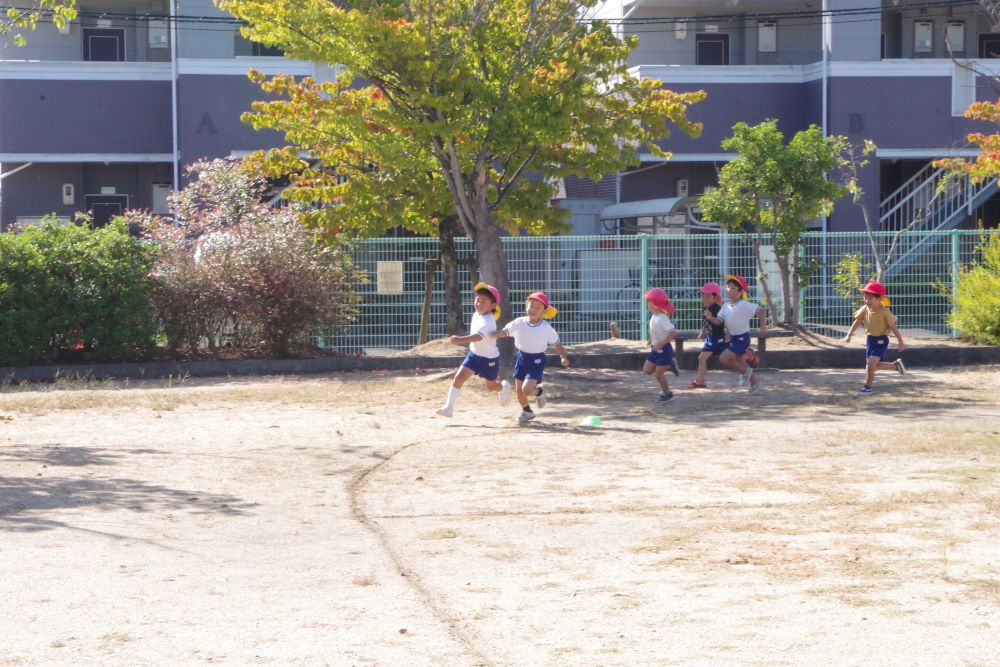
3,1,76,47
222,0,703,240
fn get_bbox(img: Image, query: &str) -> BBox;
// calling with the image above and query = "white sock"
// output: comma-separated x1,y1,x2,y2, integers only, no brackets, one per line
444,386,460,409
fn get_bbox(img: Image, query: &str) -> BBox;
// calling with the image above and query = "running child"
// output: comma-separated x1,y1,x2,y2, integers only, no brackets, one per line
688,281,725,389
492,291,570,424
718,274,767,393
842,280,906,395
643,288,679,403
435,282,513,417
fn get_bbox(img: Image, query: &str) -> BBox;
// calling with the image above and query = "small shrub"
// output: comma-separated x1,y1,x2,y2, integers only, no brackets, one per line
949,233,1000,344
135,159,362,356
0,217,157,365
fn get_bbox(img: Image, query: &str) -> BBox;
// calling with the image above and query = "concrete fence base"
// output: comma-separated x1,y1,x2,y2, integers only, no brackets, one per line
2,345,997,383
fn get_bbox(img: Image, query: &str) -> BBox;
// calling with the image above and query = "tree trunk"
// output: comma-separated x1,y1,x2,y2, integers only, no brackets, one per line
752,230,780,325
439,216,465,335
776,255,792,325
459,206,511,327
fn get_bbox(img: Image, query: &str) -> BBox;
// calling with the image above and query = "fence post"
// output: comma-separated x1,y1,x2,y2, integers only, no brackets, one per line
951,229,960,337
639,234,650,327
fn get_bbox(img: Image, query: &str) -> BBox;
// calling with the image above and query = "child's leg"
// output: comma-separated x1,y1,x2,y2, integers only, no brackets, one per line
484,378,502,392
642,360,656,376
696,351,711,383
865,358,879,387
654,366,670,394
439,366,475,412
451,365,474,389
720,349,747,374
521,378,538,406
514,378,529,407
874,361,896,372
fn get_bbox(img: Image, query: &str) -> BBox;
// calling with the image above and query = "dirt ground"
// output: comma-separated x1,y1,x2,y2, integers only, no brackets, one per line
1,360,998,666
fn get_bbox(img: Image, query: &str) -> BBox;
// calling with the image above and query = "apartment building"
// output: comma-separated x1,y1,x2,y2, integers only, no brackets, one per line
571,0,1000,236
0,0,337,230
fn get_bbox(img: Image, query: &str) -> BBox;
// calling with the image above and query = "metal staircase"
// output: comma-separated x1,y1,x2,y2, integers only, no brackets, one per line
879,163,998,277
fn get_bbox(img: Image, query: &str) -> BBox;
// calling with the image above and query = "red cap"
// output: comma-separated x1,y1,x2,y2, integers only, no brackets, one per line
725,274,749,300
860,281,886,297
526,291,558,319
644,288,676,315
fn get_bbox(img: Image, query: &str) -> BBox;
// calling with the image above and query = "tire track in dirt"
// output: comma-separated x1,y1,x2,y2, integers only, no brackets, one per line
347,437,495,667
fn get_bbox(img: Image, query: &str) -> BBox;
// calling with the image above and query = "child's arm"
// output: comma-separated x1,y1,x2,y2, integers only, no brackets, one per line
888,323,906,352
842,319,861,343
553,341,570,368
703,309,723,326
491,329,510,340
653,329,677,350
449,333,482,346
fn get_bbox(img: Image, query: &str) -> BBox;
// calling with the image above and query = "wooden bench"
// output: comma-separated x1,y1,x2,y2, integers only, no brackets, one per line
673,328,795,367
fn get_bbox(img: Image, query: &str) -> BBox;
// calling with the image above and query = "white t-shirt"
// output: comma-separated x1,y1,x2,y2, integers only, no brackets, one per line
502,317,560,354
719,300,760,336
469,311,499,358
648,313,676,350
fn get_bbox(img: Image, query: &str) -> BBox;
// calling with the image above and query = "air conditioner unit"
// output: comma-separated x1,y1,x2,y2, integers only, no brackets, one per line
677,179,689,198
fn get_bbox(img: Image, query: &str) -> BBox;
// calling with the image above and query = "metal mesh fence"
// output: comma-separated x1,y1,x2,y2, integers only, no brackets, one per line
314,230,997,354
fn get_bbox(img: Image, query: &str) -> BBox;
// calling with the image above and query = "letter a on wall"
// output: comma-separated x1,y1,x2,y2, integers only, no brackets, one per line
196,113,218,134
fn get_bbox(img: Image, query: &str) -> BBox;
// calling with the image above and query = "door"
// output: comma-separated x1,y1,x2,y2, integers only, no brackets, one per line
84,28,125,62
85,194,129,227
696,34,730,65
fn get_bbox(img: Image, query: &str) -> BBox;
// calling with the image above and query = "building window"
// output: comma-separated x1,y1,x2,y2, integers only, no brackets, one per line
980,33,1000,58
234,31,284,57
946,21,965,54
695,33,730,65
914,20,933,54
758,22,776,53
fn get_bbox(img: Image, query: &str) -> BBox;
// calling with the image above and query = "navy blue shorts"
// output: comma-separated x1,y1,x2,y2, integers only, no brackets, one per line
513,351,547,382
866,335,889,361
461,351,500,381
646,345,675,367
727,332,751,355
702,336,728,355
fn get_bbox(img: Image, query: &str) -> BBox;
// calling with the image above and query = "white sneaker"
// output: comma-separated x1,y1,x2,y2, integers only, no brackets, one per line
499,380,513,407
435,406,453,418
740,366,753,387
536,385,547,409
517,410,536,424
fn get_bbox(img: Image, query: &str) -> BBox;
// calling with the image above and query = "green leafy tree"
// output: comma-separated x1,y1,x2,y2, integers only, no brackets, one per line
220,0,705,319
3,1,76,46
699,121,849,326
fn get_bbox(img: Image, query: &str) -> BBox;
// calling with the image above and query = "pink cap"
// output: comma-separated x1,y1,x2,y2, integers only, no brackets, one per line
699,281,721,296
644,288,676,315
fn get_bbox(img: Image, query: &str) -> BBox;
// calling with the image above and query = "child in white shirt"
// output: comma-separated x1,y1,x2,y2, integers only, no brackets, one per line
492,291,570,424
435,283,513,417
718,274,767,393
643,288,679,403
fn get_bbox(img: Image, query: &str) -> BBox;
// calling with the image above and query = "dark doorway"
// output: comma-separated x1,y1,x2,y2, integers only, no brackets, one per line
979,33,1000,58
84,28,125,62
85,194,129,227
696,33,730,65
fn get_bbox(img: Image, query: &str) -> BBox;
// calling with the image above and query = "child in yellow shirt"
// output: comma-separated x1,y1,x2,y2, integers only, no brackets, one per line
843,281,906,395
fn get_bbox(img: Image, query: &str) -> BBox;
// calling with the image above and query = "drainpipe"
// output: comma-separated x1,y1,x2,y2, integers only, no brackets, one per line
820,0,831,314
170,0,180,219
